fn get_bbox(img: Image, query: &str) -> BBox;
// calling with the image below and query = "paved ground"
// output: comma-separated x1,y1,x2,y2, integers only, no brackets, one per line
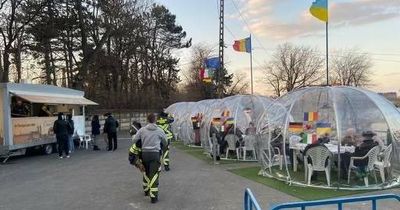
0,133,399,210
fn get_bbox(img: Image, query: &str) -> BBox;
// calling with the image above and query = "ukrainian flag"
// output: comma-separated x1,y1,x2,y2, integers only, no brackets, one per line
310,0,328,22
233,37,251,53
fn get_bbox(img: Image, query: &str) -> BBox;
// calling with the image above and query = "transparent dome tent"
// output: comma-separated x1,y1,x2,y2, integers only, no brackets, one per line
257,86,400,190
203,95,277,159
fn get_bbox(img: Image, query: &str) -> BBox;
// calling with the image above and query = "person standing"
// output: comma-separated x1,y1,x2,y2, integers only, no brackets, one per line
91,115,101,151
66,114,75,153
53,112,71,159
104,113,119,151
133,113,167,203
156,111,174,171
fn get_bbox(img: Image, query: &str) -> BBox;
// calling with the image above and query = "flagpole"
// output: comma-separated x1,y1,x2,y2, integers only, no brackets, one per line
250,34,254,95
325,4,329,86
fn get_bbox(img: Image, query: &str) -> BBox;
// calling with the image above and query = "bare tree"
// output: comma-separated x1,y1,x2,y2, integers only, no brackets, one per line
330,49,372,87
226,72,249,95
263,43,324,97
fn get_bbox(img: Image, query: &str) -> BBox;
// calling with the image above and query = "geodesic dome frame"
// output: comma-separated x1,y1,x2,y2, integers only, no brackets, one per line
257,86,400,190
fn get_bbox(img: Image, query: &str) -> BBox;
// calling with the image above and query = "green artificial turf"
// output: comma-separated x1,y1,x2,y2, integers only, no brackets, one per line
229,166,375,201
171,141,248,165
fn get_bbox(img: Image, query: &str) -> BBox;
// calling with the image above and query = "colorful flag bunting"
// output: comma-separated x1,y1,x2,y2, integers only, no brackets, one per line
310,0,328,22
304,112,318,122
289,122,303,133
305,133,318,144
233,37,251,53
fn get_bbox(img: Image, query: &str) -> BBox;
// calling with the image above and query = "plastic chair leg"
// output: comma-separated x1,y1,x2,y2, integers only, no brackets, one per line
325,168,331,186
379,166,385,183
307,167,313,185
347,168,351,184
364,177,369,187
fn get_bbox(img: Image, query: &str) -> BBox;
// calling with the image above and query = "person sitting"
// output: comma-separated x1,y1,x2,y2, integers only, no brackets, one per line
340,130,379,178
221,124,243,155
245,122,256,135
318,133,330,144
341,128,362,146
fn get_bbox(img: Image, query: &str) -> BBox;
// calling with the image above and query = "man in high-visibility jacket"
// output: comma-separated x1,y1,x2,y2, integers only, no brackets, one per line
131,114,167,203
156,111,174,171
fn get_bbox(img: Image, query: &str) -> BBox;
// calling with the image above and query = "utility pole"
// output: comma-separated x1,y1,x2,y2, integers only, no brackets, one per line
217,0,224,98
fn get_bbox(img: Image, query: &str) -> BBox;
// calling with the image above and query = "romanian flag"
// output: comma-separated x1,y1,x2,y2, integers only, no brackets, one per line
233,37,251,53
310,0,328,22
316,122,331,135
304,112,318,122
289,122,303,133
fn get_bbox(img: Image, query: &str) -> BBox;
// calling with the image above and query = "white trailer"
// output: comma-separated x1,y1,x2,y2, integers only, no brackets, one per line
0,83,97,162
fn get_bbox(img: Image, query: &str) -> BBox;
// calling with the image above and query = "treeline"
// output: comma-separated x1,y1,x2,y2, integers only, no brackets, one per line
0,0,191,109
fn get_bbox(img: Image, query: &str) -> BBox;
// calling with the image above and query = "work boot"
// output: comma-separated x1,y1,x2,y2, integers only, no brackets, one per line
165,165,170,171
151,197,158,203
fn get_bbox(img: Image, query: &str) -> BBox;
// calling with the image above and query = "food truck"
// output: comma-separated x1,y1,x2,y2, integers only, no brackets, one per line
0,83,97,162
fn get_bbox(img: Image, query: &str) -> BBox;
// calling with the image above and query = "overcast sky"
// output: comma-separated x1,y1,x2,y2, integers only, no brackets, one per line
157,0,400,95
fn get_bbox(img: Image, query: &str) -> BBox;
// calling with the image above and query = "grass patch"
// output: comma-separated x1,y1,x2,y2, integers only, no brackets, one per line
229,166,376,200
171,141,247,165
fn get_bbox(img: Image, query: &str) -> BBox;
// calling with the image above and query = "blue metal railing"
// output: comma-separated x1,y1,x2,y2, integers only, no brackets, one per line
270,194,400,210
244,188,262,210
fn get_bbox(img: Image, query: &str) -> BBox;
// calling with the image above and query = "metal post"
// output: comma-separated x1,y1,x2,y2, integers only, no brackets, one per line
217,0,224,98
250,34,253,95
212,133,217,164
326,18,329,86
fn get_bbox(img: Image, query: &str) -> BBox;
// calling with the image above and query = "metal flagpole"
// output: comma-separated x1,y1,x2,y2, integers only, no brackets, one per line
250,34,253,95
325,7,329,86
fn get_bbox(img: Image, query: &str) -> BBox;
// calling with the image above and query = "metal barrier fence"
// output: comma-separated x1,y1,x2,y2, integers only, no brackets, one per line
244,188,262,210
270,193,400,210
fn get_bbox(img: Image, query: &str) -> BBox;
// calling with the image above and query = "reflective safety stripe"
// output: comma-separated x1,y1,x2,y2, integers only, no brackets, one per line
150,187,159,198
143,172,150,191
129,144,141,154
162,150,170,165
144,172,159,192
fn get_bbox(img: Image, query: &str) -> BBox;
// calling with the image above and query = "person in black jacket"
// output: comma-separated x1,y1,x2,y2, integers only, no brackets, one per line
66,114,75,153
91,115,101,151
340,130,379,178
53,112,71,158
104,113,119,151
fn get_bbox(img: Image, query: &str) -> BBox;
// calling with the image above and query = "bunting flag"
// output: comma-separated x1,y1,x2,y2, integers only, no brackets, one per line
224,117,235,125
304,112,318,122
310,0,328,22
316,122,332,135
233,37,251,53
289,122,303,133
199,57,220,83
305,133,318,144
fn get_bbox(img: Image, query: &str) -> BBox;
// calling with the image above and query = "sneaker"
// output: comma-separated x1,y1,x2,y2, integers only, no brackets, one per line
151,197,158,203
66,155,70,158
59,156,63,159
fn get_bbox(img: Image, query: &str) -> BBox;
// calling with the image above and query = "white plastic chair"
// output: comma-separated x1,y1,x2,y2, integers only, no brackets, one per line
79,134,92,150
374,144,392,183
304,146,332,186
259,134,283,171
242,135,257,160
224,134,240,160
347,146,380,187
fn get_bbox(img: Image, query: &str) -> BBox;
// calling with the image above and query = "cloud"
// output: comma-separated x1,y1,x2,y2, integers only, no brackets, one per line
238,0,400,40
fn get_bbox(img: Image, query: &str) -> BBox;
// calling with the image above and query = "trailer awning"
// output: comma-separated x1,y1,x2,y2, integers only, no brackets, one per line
11,91,98,105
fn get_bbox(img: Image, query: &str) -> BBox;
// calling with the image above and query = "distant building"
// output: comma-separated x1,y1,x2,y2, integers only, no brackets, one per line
378,92,397,101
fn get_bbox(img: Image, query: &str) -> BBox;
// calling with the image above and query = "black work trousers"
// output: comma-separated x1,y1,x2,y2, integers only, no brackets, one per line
107,132,118,150
142,152,161,199
57,134,69,157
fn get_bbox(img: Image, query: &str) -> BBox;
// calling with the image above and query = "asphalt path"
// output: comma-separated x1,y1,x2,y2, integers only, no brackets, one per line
0,134,398,210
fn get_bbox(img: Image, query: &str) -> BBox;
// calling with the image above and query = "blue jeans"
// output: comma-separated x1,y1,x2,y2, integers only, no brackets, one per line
68,135,74,152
